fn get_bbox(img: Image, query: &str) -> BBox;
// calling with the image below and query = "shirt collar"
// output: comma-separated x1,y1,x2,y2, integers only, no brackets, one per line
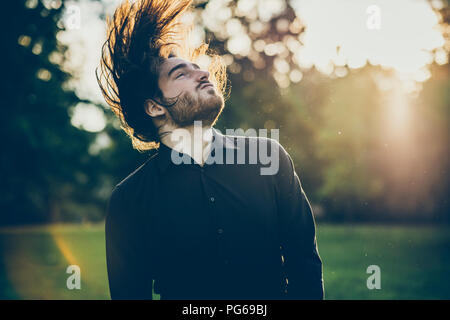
155,127,239,174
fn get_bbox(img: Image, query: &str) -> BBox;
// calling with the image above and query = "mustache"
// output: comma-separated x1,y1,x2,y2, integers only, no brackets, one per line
197,81,213,90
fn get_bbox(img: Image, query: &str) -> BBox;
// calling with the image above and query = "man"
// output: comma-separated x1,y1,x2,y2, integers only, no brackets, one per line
97,0,323,300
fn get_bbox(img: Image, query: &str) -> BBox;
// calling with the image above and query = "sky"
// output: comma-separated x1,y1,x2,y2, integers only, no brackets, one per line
54,0,448,133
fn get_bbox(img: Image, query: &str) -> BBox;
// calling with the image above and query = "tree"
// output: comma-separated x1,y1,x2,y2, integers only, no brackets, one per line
0,0,100,225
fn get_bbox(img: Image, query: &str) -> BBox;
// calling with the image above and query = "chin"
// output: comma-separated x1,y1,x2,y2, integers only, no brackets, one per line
192,100,224,126
171,91,224,127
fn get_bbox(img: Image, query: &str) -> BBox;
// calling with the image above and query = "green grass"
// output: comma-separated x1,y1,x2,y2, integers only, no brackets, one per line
0,223,448,299
317,224,450,299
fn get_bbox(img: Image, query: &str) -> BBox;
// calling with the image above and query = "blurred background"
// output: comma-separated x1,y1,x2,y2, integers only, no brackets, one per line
0,0,449,299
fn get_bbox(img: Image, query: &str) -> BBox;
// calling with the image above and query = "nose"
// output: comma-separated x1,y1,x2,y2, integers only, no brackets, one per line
196,68,210,82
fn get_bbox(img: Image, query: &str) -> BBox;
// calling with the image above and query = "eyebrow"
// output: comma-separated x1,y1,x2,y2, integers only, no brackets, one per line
167,62,201,78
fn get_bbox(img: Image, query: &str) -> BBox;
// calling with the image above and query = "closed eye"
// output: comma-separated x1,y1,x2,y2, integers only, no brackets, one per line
176,73,185,79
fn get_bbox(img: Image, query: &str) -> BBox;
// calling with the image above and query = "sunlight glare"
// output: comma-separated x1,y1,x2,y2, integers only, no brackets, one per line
290,0,447,80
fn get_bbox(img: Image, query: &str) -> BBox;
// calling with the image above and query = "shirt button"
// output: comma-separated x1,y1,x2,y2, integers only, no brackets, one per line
210,197,215,202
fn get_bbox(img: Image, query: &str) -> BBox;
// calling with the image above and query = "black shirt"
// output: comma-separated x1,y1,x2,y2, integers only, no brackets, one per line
105,127,324,300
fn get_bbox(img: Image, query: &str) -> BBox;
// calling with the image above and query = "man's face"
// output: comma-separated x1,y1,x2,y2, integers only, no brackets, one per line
157,57,224,127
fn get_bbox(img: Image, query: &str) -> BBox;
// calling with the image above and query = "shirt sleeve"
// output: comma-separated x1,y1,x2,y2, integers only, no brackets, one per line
105,185,154,300
274,141,324,300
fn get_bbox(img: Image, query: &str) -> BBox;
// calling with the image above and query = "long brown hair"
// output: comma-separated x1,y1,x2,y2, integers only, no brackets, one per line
96,0,228,151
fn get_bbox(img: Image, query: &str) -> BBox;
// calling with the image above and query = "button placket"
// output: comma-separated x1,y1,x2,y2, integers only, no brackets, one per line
200,170,227,266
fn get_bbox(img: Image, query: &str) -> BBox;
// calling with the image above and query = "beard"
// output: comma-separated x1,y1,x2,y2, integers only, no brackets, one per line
165,86,224,128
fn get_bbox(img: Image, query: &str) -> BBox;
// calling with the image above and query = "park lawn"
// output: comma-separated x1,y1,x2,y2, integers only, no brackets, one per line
0,223,448,300
316,224,450,299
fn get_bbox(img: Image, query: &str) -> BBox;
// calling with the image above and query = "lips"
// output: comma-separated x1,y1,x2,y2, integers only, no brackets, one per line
200,83,213,90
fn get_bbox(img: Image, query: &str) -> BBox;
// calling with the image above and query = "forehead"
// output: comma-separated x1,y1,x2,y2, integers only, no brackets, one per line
159,57,192,79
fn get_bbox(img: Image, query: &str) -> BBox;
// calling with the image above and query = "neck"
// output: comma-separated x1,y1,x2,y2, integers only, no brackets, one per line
159,121,214,166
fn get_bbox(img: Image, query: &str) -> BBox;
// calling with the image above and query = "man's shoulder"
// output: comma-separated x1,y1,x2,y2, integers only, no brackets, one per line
225,131,288,157
110,151,160,201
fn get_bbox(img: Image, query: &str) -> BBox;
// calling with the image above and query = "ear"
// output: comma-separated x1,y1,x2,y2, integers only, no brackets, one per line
145,99,166,118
